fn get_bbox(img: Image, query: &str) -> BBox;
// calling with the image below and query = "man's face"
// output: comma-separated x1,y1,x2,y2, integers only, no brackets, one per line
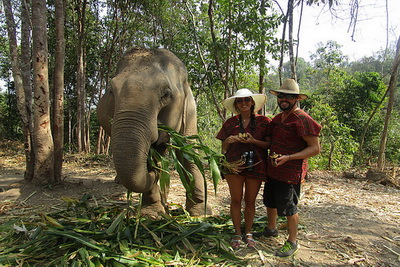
277,93,298,111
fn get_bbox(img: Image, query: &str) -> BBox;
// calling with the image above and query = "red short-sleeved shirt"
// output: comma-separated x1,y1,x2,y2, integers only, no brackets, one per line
267,109,321,184
216,114,271,180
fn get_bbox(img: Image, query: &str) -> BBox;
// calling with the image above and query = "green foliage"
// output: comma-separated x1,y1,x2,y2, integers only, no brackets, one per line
306,98,357,170
0,194,251,266
149,126,224,197
330,72,386,142
385,111,400,163
0,87,22,140
310,40,349,74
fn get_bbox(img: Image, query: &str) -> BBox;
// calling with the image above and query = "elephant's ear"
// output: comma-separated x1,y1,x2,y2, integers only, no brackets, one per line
97,88,115,136
182,81,198,136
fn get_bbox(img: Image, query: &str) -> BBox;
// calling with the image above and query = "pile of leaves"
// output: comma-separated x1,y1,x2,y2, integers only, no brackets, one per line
0,193,251,266
0,127,254,266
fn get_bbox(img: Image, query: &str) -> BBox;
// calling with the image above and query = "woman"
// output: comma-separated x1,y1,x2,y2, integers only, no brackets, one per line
216,88,271,249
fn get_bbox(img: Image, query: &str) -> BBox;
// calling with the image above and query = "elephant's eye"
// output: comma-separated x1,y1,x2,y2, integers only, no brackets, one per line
160,89,172,104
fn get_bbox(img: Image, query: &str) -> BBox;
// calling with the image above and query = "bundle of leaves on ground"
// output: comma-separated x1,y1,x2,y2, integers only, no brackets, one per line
0,193,250,266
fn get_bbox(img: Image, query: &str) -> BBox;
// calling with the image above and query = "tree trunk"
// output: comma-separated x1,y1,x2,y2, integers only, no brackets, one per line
32,0,55,184
377,36,400,169
208,0,231,119
20,0,35,181
76,0,87,153
287,0,297,80
2,0,34,180
53,0,66,182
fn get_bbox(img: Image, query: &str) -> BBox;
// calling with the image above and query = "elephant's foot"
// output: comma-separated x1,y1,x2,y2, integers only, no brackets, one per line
140,185,167,219
186,200,213,216
140,202,166,219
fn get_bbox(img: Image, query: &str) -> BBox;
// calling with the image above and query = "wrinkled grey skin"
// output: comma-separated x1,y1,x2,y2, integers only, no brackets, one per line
97,47,212,217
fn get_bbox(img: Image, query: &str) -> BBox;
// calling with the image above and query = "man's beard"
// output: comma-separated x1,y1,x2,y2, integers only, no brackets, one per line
278,100,296,111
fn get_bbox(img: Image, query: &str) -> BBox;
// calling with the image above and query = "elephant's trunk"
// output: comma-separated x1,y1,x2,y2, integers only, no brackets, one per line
111,110,158,193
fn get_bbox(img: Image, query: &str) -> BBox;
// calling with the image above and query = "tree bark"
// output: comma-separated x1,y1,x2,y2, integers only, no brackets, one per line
76,0,88,153
53,0,66,182
2,0,35,181
208,0,231,119
377,36,400,169
32,0,55,184
287,0,297,81
20,0,35,181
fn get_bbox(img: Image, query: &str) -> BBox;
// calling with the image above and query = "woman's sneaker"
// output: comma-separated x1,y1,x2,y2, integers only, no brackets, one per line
275,240,299,257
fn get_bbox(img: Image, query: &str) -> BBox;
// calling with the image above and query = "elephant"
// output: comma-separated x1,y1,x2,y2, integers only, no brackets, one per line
97,47,212,217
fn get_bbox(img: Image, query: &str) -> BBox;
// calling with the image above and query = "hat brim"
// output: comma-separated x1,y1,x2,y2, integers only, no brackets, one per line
269,89,308,100
222,94,267,114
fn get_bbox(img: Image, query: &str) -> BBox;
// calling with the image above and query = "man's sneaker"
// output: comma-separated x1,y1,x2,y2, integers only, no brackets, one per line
263,227,279,237
275,240,299,257
253,227,278,238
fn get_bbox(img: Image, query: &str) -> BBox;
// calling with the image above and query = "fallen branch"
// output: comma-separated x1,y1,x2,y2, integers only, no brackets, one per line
383,244,400,260
381,235,400,247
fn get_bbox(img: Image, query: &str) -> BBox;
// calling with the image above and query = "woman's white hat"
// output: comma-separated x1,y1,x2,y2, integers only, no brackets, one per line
222,88,267,114
269,79,308,100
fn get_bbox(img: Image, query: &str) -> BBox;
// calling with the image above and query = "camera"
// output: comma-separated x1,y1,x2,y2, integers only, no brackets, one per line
242,150,255,171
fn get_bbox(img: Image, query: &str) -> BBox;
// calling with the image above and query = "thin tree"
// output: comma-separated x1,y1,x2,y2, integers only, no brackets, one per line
377,36,400,169
2,0,34,180
20,0,35,181
32,0,55,184
53,0,66,181
75,0,88,153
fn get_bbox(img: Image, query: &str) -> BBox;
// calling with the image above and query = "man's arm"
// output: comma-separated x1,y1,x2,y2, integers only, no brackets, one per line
275,135,320,166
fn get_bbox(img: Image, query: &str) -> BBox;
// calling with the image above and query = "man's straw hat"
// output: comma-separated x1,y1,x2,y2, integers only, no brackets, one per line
269,79,308,100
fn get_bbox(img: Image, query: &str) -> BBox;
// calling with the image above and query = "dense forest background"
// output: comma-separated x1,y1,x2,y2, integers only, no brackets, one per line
0,0,399,185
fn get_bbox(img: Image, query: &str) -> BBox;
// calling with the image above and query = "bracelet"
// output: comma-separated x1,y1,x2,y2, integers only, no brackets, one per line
288,155,291,160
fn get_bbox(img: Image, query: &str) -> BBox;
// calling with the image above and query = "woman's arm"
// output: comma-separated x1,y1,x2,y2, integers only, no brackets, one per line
221,134,242,153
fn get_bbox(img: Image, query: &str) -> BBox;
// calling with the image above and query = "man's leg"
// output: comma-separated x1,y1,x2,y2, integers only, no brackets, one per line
287,213,299,243
267,207,278,230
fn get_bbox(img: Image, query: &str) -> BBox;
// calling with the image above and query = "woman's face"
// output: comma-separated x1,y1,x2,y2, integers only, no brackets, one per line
235,97,254,113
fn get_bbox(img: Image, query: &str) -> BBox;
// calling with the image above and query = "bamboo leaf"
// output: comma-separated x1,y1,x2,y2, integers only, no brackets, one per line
78,247,95,267
162,222,211,248
106,210,127,234
209,156,221,194
40,213,64,228
44,229,106,251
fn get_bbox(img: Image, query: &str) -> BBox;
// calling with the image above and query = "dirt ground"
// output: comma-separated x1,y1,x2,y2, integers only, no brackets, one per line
1,148,400,266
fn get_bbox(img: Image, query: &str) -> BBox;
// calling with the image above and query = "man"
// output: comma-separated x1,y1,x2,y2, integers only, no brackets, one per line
262,79,321,257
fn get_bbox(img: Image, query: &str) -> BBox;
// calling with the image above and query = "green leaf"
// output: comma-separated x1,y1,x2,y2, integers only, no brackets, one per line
44,229,106,251
162,222,211,248
209,156,221,194
106,210,127,234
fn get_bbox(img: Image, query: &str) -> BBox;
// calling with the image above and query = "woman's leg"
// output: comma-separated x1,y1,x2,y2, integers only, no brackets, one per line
225,174,246,235
243,178,262,234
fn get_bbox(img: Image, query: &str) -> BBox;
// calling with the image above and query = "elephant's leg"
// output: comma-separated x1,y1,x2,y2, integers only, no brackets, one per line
183,159,213,216
140,183,166,218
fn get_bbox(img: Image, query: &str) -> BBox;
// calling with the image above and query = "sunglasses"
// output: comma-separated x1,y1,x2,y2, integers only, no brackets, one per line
277,93,298,100
235,97,252,104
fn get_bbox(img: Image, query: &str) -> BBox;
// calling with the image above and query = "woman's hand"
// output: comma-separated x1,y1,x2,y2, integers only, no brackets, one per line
238,132,254,143
225,134,242,144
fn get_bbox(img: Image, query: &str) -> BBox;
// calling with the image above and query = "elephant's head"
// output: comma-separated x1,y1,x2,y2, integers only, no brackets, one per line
97,48,194,193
